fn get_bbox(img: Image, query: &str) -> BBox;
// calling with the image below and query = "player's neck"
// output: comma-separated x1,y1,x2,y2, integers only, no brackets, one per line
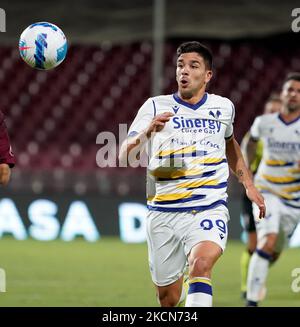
177,90,206,105
280,108,300,122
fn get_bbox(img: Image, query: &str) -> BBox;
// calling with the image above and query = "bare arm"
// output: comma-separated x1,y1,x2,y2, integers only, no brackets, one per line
246,137,259,168
226,136,265,218
0,115,14,185
0,163,11,185
119,130,149,167
119,112,173,166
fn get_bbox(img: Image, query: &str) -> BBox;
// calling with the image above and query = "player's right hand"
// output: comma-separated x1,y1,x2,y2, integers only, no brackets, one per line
246,185,266,219
146,112,174,137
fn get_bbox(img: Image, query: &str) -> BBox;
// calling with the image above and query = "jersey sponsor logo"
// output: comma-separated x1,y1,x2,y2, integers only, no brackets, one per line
172,116,221,132
170,138,220,149
199,139,220,149
267,137,300,152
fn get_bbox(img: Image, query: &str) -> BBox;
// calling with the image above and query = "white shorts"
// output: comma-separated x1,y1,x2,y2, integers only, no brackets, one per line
146,206,229,287
253,193,300,251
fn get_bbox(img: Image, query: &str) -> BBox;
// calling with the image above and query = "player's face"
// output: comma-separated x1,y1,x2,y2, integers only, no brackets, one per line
176,52,212,99
281,80,300,113
263,100,281,114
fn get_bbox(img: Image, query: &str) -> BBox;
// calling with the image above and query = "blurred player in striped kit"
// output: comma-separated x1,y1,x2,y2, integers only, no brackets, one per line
240,94,281,299
245,73,300,306
120,41,265,307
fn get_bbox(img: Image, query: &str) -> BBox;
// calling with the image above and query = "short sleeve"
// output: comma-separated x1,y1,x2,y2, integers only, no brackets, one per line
128,98,156,137
250,116,262,140
225,101,235,139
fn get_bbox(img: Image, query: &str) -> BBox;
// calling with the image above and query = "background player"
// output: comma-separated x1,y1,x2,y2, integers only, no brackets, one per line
0,110,15,184
119,41,265,307
245,73,300,307
239,95,281,298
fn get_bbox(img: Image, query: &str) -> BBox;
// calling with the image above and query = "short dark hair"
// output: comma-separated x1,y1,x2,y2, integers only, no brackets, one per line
283,72,300,84
177,41,213,70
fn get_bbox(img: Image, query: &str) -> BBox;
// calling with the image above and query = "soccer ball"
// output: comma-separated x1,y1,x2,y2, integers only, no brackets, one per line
19,22,67,70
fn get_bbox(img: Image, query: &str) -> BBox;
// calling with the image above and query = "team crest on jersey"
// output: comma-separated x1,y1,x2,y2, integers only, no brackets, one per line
209,110,221,119
172,105,180,114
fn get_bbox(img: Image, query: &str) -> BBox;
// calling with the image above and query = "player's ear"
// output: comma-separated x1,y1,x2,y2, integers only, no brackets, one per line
205,70,213,84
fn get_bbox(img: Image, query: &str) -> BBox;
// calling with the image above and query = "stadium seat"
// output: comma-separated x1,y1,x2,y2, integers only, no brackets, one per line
1,39,298,192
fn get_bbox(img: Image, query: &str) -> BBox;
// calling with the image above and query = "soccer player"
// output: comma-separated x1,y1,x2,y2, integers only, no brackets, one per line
245,73,300,307
240,95,281,299
0,110,15,184
119,41,265,307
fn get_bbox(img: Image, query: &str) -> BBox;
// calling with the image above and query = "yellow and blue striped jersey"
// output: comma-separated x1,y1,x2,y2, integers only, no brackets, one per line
250,113,300,209
128,92,235,213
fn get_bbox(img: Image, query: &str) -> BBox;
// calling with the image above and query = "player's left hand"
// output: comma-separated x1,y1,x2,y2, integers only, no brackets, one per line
246,185,266,219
